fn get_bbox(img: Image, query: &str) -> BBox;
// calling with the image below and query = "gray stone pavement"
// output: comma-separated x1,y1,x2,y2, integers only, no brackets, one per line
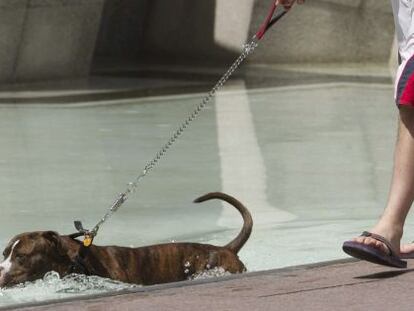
7,258,414,311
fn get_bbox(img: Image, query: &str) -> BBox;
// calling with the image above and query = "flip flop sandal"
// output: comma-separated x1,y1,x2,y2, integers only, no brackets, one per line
342,231,407,268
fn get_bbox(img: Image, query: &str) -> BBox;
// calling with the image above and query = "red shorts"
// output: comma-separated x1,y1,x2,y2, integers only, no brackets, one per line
396,56,414,107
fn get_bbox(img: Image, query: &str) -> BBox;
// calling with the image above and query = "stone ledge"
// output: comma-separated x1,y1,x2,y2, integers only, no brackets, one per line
0,0,104,83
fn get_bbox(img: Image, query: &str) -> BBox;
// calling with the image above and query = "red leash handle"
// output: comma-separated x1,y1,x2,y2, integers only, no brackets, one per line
255,1,288,40
256,1,278,40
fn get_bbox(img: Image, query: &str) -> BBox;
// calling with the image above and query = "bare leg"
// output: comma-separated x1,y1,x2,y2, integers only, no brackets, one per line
353,106,414,255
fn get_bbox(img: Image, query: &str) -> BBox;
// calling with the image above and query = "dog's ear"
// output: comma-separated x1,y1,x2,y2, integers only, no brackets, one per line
42,231,67,256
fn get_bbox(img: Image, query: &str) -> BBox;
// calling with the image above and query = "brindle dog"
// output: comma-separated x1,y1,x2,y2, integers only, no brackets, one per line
0,192,252,287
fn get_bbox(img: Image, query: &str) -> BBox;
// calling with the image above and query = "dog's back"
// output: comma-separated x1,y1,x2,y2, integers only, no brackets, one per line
87,192,253,285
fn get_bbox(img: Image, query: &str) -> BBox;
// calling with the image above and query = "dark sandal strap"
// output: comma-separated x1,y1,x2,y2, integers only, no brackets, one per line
361,231,398,257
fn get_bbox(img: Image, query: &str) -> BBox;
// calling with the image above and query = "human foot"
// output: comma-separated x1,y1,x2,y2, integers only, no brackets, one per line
348,225,414,259
351,227,401,257
342,231,407,268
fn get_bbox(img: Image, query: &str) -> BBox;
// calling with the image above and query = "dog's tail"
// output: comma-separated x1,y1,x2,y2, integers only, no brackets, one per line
193,192,252,254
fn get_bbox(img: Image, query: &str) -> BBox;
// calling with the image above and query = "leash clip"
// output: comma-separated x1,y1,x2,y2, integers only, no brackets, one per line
74,220,94,247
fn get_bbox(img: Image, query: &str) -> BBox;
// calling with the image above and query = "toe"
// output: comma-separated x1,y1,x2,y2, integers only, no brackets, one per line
350,236,390,255
352,236,365,243
374,240,389,254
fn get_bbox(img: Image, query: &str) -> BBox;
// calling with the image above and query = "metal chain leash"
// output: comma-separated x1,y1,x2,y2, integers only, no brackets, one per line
87,38,260,237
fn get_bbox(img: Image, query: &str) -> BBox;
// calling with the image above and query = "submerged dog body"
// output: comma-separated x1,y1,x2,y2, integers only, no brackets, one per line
0,192,252,287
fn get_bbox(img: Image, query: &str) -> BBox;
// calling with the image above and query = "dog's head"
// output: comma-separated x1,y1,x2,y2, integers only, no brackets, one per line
0,231,72,287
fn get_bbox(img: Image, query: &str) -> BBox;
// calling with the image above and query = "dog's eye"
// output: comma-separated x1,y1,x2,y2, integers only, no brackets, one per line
15,254,26,263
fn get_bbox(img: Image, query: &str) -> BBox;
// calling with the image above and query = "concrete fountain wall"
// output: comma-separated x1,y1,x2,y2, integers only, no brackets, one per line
141,0,395,64
0,0,104,83
0,0,395,83
249,0,395,63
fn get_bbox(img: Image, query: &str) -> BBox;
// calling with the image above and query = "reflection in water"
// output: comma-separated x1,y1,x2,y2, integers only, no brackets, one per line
215,81,296,227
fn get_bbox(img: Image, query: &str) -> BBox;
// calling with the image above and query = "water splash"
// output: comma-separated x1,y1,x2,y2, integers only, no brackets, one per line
0,272,137,307
0,268,233,308
191,267,231,280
